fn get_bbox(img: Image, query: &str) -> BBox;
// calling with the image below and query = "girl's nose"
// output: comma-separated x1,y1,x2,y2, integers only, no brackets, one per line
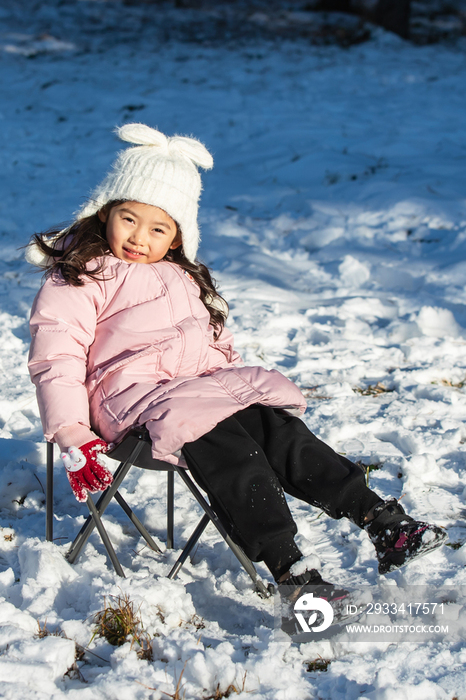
128,227,144,245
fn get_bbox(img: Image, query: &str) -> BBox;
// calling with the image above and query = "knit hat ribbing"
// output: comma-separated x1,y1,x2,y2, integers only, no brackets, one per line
76,124,213,262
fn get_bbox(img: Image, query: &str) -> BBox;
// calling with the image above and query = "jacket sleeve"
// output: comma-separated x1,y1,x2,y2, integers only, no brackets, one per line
210,324,243,365
28,274,104,442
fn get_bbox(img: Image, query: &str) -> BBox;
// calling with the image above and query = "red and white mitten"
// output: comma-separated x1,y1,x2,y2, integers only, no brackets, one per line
61,438,113,502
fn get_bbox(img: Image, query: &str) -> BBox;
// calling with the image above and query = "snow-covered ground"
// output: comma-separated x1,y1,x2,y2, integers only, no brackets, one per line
1,1,466,697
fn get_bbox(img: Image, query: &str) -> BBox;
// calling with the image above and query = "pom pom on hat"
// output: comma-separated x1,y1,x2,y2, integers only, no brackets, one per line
25,231,64,268
25,240,50,267
76,124,213,262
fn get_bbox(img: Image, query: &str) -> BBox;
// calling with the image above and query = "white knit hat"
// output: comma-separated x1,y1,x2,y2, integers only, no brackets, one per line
76,123,213,262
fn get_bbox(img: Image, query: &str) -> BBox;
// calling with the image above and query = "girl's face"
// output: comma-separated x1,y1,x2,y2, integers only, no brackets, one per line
99,201,181,264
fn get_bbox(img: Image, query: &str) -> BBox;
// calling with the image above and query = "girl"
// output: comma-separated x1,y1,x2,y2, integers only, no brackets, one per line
28,123,446,598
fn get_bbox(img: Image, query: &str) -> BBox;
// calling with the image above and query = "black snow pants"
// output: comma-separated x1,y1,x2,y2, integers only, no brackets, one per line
182,405,381,580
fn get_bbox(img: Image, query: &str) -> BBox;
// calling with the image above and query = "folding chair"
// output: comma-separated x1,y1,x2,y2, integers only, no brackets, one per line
46,427,273,598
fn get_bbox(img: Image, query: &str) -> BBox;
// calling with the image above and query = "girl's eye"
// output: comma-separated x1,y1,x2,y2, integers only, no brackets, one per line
123,217,135,224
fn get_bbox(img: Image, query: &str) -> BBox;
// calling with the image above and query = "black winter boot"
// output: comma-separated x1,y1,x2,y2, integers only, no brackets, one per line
278,569,352,633
365,499,447,574
278,568,349,605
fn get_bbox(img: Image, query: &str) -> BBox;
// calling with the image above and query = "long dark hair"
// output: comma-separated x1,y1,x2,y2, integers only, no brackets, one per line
31,201,228,337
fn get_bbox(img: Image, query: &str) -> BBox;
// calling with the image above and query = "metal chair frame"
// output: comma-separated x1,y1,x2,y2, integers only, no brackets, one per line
46,427,272,598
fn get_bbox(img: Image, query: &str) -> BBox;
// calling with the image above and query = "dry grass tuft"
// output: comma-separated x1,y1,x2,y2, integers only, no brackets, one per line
354,382,393,396
36,619,65,640
136,667,250,700
136,661,188,698
203,672,249,699
437,378,466,389
305,656,331,672
188,614,206,631
169,664,187,700
135,635,153,661
92,593,153,660
64,661,87,683
300,386,331,400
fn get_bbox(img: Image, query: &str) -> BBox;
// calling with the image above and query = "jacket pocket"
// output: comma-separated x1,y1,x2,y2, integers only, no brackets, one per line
88,344,168,397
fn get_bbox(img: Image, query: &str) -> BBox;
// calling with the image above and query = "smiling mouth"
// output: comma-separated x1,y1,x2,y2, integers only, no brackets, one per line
123,247,145,258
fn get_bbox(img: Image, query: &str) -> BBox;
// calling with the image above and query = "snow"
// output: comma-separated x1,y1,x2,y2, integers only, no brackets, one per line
0,0,466,697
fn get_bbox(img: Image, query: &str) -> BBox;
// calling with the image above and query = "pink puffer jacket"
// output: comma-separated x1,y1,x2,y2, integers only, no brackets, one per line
28,258,306,461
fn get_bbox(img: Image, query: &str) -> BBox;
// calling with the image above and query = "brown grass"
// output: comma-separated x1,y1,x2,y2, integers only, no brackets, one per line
305,656,331,672
136,661,187,699
300,386,331,400
187,614,206,631
92,593,153,661
203,672,249,699
137,667,250,700
353,382,393,396
445,542,464,550
437,378,465,389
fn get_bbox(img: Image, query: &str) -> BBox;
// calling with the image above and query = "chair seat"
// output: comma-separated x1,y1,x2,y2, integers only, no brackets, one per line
107,427,176,471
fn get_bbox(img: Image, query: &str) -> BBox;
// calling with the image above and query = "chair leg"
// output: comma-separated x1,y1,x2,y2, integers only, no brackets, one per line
173,466,272,597
167,471,174,549
46,442,54,542
113,491,162,553
167,513,210,580
86,496,125,577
